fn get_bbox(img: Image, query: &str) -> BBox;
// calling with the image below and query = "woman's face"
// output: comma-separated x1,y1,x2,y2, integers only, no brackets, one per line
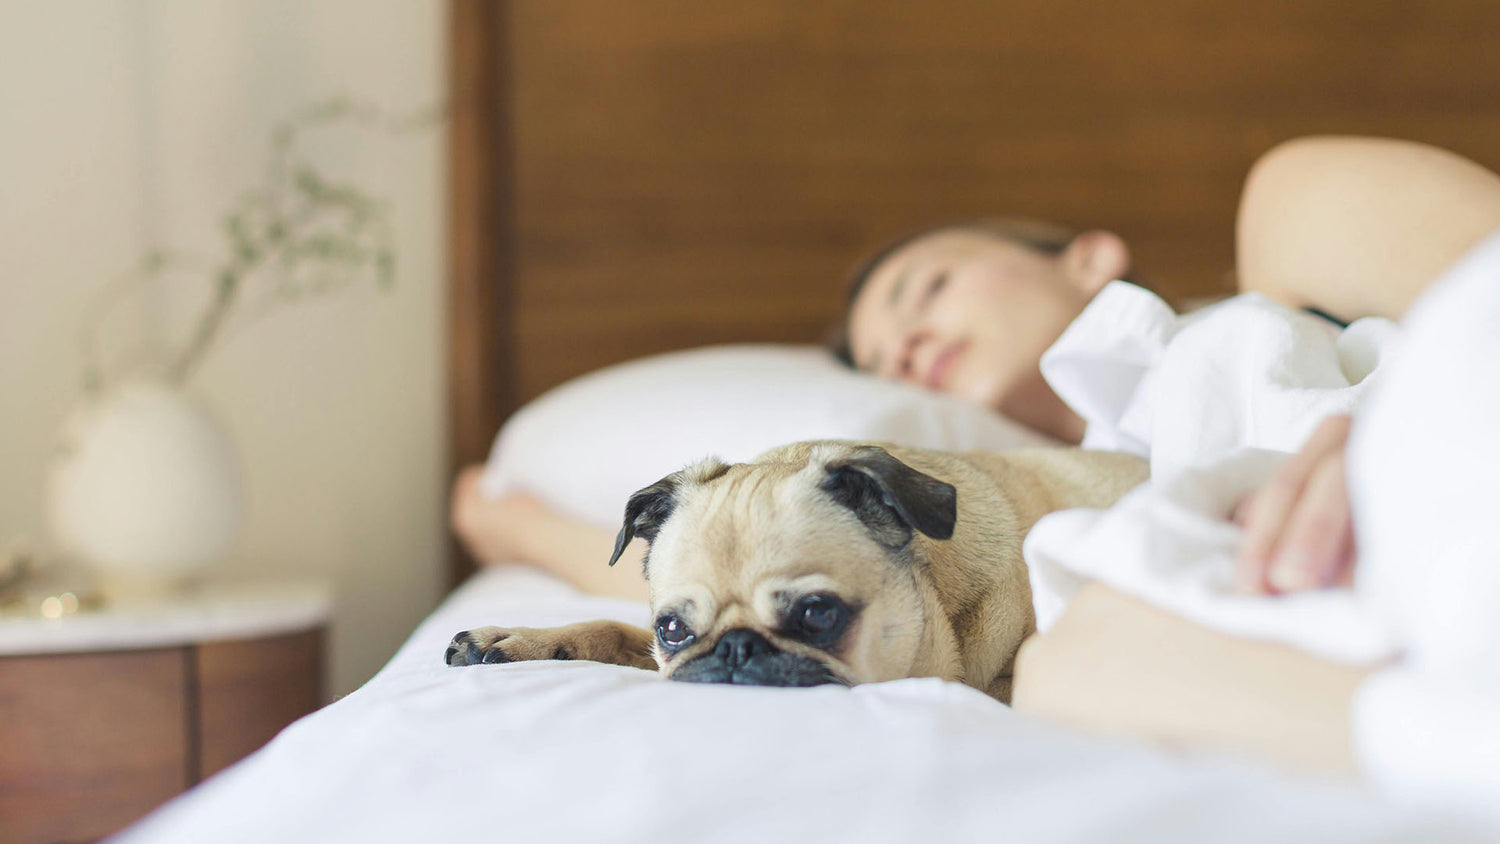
846,228,1126,426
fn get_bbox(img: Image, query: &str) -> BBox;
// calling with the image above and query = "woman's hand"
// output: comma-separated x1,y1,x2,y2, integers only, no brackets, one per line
450,464,547,566
448,465,650,602
1233,415,1356,594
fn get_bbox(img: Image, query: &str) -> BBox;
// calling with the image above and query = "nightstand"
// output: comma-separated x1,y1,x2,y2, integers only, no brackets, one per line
0,580,330,844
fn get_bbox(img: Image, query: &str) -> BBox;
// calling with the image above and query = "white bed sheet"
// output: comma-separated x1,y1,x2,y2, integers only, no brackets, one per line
116,566,1498,844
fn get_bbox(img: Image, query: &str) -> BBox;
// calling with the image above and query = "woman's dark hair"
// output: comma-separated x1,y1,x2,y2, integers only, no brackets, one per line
828,217,1087,368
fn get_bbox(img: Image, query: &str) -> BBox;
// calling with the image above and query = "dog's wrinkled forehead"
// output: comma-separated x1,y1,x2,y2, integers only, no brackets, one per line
609,443,957,581
641,456,814,574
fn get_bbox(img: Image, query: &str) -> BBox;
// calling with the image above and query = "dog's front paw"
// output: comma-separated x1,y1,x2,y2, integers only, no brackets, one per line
444,626,574,667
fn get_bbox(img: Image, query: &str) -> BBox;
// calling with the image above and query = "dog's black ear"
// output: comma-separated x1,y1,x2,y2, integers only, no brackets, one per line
609,477,679,567
609,458,731,567
821,447,957,548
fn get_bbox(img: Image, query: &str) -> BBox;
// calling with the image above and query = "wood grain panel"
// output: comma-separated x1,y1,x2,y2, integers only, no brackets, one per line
196,630,324,778
500,0,1500,402
0,648,190,844
448,0,515,584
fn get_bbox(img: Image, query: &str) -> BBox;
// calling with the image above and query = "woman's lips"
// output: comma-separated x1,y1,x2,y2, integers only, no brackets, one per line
924,341,967,391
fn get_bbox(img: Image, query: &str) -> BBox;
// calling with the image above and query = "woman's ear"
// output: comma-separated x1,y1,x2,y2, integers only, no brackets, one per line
1063,230,1130,296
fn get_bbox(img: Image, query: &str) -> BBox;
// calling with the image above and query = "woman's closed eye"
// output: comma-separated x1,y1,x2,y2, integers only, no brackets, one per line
919,270,950,308
859,264,949,375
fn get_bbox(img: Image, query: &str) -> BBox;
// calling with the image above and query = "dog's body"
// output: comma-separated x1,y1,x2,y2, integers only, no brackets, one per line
447,442,1146,702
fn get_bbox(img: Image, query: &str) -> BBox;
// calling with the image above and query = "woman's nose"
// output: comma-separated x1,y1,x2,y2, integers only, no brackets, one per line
889,329,930,382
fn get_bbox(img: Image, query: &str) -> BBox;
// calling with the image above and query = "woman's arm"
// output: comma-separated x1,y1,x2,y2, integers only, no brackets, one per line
1013,583,1370,774
450,465,650,603
1237,136,1500,321
1233,139,1500,593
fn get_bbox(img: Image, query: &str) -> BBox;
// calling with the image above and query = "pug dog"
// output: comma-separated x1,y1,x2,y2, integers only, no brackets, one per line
445,441,1146,702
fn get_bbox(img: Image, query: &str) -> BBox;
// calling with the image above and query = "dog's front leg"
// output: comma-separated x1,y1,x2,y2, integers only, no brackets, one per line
445,620,656,670
984,673,1014,704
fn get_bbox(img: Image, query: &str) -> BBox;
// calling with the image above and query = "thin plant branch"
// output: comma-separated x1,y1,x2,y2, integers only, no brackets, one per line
79,95,441,393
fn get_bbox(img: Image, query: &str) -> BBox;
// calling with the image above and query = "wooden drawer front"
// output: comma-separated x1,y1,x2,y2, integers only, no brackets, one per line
197,629,323,778
0,648,190,844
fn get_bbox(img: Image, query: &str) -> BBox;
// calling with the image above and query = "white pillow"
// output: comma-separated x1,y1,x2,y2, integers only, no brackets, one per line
480,344,1057,528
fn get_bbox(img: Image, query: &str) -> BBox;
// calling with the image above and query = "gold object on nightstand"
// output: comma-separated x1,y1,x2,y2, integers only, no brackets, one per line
0,544,104,619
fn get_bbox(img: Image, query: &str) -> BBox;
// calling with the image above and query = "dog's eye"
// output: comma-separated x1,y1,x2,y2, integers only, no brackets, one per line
795,596,844,638
655,614,694,648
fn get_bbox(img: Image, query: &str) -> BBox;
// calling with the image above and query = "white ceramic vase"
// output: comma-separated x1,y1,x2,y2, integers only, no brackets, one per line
46,380,244,593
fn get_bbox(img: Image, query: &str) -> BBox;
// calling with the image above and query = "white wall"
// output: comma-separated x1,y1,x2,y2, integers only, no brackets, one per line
0,0,448,697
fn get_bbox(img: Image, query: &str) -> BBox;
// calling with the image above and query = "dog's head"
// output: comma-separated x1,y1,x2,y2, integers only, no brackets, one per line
608,442,958,688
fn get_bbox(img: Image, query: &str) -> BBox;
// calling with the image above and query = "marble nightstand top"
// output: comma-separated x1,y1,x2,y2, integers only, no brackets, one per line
0,579,332,656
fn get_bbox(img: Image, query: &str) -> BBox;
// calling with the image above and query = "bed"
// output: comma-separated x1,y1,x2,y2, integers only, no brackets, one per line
118,2,1500,841
114,566,1499,843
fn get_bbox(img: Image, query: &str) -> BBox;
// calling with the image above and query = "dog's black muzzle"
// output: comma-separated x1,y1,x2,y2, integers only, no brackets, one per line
669,628,842,688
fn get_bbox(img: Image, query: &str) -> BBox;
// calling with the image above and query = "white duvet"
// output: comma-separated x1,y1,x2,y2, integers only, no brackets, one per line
1028,280,1401,662
116,566,1497,843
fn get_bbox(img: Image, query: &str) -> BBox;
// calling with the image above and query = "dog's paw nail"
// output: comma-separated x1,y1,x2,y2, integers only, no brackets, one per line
443,626,526,666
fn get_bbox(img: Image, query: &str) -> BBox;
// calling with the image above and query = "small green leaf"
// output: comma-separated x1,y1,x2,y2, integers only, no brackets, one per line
294,168,322,197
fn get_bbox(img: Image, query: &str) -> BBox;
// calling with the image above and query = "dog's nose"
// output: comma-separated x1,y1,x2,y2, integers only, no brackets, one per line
714,629,775,666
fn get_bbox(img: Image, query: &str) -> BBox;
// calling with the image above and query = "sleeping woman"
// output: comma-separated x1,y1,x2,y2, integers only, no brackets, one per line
451,136,1500,793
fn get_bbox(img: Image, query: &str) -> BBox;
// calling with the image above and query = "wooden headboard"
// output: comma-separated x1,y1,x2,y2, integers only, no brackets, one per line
446,0,1500,585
